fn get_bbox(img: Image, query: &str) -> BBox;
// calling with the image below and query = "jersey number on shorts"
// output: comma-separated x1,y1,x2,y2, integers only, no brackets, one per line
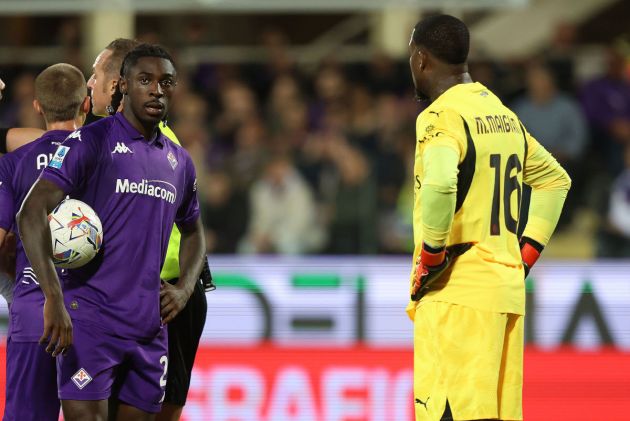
159,355,168,388
489,153,522,236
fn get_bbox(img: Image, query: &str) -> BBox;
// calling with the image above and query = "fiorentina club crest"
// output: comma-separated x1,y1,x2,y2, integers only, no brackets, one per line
72,368,93,389
167,151,178,170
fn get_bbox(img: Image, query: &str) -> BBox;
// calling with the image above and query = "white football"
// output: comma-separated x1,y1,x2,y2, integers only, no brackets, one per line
48,198,103,269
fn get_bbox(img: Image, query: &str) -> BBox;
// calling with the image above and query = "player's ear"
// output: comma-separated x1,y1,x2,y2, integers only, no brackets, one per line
108,77,118,95
118,78,127,96
81,96,90,115
32,99,43,116
418,49,428,72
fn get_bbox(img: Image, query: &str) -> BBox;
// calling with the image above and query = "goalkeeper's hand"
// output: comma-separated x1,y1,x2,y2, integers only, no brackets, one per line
520,236,544,278
411,242,473,301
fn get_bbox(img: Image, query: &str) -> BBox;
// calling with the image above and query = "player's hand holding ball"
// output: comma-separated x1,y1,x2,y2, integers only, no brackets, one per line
39,198,103,357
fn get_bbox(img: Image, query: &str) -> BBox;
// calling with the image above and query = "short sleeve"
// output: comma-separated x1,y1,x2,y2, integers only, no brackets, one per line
175,151,200,229
39,129,100,195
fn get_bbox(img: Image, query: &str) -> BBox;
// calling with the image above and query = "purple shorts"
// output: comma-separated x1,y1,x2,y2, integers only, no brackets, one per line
3,338,60,421
57,319,168,414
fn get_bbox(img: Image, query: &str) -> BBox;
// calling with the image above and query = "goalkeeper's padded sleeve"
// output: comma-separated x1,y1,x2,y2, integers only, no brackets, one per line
0,128,8,154
520,236,544,278
411,242,473,301
521,130,571,247
420,145,459,248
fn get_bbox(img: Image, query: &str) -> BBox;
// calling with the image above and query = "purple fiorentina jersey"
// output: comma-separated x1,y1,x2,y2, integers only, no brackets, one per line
40,113,200,340
0,130,70,341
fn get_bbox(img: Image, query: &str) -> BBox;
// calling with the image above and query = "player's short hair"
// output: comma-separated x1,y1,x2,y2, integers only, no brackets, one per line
412,14,470,65
104,38,141,79
35,63,86,123
120,44,176,79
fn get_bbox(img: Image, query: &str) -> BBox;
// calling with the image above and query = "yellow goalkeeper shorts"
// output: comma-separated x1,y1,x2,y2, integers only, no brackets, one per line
413,301,523,421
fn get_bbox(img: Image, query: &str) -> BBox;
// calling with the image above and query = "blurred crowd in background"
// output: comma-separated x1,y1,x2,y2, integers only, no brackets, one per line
2,18,630,257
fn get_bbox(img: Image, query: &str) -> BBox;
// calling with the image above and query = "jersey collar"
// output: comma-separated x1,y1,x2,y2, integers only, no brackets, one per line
114,112,166,147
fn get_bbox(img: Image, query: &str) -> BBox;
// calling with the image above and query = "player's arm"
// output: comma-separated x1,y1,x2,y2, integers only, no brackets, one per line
6,128,45,152
18,129,96,354
160,154,205,324
0,127,45,154
411,130,468,299
17,178,71,356
160,217,205,324
520,127,571,275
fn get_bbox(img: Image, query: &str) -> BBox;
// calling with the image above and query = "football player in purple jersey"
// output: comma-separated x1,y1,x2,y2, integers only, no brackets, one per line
18,44,206,421
0,63,90,421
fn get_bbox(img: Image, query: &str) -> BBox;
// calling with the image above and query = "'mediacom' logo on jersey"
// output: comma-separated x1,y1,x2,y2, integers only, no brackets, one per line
115,179,177,204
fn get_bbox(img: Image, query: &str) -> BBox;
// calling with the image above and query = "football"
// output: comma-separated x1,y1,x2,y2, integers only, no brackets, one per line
48,198,103,269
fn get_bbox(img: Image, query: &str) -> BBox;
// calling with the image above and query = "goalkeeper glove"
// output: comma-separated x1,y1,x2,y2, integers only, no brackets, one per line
520,236,544,278
411,242,473,301
199,257,216,292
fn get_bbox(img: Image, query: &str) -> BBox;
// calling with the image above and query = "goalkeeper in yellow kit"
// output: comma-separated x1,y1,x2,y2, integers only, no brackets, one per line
407,15,571,421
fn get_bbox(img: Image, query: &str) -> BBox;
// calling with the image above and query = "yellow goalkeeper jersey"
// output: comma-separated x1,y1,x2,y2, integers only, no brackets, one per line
407,82,570,318
159,122,182,281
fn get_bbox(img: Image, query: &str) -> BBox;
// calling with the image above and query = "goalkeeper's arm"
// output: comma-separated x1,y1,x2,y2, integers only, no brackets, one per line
411,144,461,300
520,129,571,276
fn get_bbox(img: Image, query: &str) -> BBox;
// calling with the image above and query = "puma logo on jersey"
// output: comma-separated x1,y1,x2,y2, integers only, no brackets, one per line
112,142,133,154
415,396,430,410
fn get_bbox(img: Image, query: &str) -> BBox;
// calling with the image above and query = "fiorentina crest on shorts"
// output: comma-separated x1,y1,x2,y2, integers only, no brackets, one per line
72,368,93,389
167,151,178,170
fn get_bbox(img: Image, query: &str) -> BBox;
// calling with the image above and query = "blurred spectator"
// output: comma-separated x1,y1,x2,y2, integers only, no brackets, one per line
267,76,311,154
597,146,630,257
373,95,410,210
239,155,324,254
310,65,349,130
0,72,42,128
214,80,258,153
267,75,304,127
245,28,299,100
201,169,248,254
543,22,578,92
362,52,406,95
377,127,414,253
170,91,214,178
228,117,269,192
347,84,379,156
324,141,378,254
581,48,630,176
514,62,587,226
